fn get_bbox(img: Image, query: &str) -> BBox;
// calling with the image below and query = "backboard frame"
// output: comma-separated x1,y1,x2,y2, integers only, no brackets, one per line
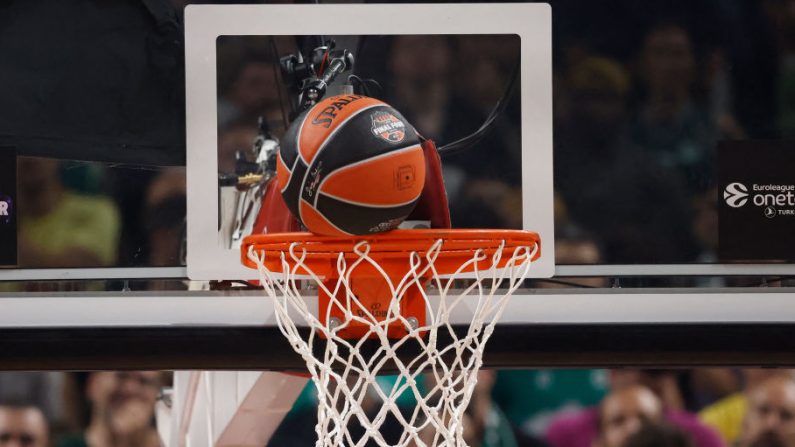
4,288,795,370
184,3,555,280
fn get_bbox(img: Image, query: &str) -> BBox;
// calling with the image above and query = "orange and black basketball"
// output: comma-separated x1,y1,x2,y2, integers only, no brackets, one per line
276,95,425,236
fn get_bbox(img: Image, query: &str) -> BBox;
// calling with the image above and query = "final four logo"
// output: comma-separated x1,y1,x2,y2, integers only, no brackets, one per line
370,111,406,143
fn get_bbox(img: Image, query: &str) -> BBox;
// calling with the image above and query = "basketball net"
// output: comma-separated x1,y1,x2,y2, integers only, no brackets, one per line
244,230,539,446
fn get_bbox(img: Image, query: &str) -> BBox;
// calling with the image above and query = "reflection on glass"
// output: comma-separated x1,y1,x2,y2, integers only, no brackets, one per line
11,157,186,270
550,1,793,264
215,34,523,253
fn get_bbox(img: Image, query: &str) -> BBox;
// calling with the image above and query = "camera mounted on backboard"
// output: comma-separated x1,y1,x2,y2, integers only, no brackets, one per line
279,40,355,116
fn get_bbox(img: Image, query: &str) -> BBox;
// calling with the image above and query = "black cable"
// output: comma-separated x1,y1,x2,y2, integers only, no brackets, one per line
747,276,795,287
347,75,382,98
232,280,262,289
532,275,795,289
437,59,520,156
364,78,382,97
348,74,367,96
314,0,324,51
355,35,366,70
531,278,599,289
269,36,292,126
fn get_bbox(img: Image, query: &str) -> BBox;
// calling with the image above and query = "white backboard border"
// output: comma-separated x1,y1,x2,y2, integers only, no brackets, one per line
185,3,555,280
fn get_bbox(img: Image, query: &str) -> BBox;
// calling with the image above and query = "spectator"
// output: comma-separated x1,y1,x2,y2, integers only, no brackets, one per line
467,370,526,447
0,373,68,435
0,401,49,447
57,372,164,447
614,369,741,414
446,35,523,229
622,423,694,447
144,169,187,289
420,371,524,447
270,376,415,446
450,34,523,183
144,169,186,265
546,225,610,287
554,56,697,263
384,35,520,229
701,370,794,445
610,370,687,411
737,375,795,447
681,369,741,412
593,385,663,447
691,188,719,254
217,121,259,175
493,235,608,438
762,0,795,137
493,369,608,441
546,370,724,447
217,51,284,133
629,23,715,194
387,35,458,142
16,157,120,268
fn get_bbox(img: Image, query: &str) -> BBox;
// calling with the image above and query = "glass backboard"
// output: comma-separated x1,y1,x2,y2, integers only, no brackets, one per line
0,1,792,372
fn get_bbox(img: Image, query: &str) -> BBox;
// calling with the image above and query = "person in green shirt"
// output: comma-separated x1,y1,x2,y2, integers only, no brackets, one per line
417,370,520,447
492,369,609,439
17,157,120,269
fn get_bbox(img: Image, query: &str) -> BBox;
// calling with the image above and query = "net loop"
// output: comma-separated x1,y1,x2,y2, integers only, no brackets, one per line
243,229,539,446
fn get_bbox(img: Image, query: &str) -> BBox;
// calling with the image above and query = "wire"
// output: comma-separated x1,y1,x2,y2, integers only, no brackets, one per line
745,276,795,287
355,35,367,69
348,74,365,95
364,78,382,97
314,0,325,50
347,75,382,97
318,47,330,76
232,280,262,289
531,278,600,288
437,59,520,156
269,37,291,128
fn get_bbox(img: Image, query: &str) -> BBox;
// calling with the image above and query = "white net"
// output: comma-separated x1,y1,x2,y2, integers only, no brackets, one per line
246,236,538,447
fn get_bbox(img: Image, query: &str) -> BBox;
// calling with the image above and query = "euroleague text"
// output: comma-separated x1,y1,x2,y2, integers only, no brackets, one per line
752,184,795,206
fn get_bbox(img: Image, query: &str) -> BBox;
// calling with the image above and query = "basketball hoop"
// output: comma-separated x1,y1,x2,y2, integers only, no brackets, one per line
242,229,540,446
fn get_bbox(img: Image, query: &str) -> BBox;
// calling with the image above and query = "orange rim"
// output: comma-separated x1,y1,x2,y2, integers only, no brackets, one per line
241,229,540,276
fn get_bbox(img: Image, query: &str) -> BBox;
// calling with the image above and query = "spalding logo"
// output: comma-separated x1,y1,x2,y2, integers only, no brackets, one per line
370,111,406,143
723,182,749,208
311,95,365,128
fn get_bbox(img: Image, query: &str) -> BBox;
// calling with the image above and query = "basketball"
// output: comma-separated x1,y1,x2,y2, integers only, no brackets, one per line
276,95,425,236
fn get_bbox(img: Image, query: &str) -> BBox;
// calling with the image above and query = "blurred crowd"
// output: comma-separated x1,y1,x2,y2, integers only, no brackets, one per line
11,159,186,272
3,158,186,291
215,0,795,269
3,2,795,447
10,0,794,279
4,369,795,447
0,372,166,447
270,368,795,447
6,0,795,276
